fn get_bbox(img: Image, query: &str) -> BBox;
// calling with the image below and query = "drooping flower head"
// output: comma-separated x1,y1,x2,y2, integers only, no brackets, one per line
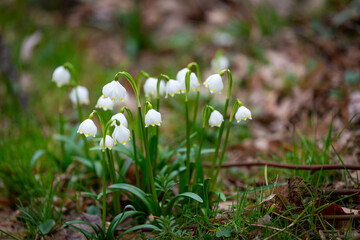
52,66,71,87
143,77,165,97
95,96,114,111
145,109,162,127
110,113,128,127
235,106,252,123
165,79,181,98
209,110,224,127
211,56,230,72
69,85,90,105
203,74,224,94
176,68,199,93
112,125,131,145
102,80,127,103
77,119,97,137
99,135,115,150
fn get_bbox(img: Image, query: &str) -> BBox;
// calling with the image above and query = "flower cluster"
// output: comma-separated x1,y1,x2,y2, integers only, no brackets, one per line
71,61,252,152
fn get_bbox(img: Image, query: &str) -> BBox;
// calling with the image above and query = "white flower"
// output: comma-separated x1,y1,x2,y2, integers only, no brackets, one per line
95,96,114,111
145,109,162,127
211,56,230,71
52,66,71,87
176,68,199,92
110,113,128,127
77,119,97,137
99,135,115,150
209,110,224,127
235,106,252,123
102,80,127,103
143,77,165,97
112,125,131,145
69,85,90,105
165,79,181,98
203,74,224,94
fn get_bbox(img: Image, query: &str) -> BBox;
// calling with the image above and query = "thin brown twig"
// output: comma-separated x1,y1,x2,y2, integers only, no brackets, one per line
203,161,360,172
322,214,360,220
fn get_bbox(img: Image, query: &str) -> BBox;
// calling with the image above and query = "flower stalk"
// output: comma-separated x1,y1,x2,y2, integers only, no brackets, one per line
184,70,192,192
194,105,214,185
116,72,158,204
209,69,232,182
211,99,242,189
120,106,140,188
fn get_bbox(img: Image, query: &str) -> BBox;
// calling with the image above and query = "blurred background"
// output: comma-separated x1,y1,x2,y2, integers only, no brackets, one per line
1,0,360,197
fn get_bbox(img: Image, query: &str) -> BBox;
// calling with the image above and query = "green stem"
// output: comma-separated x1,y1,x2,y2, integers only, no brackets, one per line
120,107,140,188
184,71,192,192
194,105,214,185
139,106,158,202
90,110,109,229
106,149,121,214
131,129,140,188
101,150,107,230
187,62,201,128
211,100,242,190
59,88,66,171
209,69,233,186
117,72,158,204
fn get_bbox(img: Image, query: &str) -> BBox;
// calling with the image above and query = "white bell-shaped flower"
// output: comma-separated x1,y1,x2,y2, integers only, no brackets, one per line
165,79,181,98
99,135,115,150
145,109,162,127
203,74,224,94
112,125,131,145
69,85,90,105
143,77,165,97
176,68,199,92
52,66,71,87
77,119,97,137
211,56,230,71
95,96,114,111
208,110,224,127
110,113,128,127
235,106,252,123
102,80,127,103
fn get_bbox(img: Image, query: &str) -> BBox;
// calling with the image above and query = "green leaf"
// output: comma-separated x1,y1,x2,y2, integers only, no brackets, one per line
31,149,46,167
38,219,54,235
165,192,203,215
87,205,101,216
212,191,226,202
216,225,232,238
120,224,160,237
109,184,156,215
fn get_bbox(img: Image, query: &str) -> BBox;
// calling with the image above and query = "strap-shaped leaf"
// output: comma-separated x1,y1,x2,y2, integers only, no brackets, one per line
165,192,203,215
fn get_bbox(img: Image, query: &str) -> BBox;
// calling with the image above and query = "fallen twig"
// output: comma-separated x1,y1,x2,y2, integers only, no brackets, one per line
203,161,360,172
322,214,360,220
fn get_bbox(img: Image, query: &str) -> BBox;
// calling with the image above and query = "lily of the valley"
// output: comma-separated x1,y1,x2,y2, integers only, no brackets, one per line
95,96,114,111
209,110,224,127
176,68,199,92
165,79,181,98
77,119,97,137
112,125,131,145
143,77,165,97
110,113,128,127
102,80,127,102
52,66,71,87
99,135,115,150
203,74,224,94
69,85,90,105
235,106,252,122
145,109,162,127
